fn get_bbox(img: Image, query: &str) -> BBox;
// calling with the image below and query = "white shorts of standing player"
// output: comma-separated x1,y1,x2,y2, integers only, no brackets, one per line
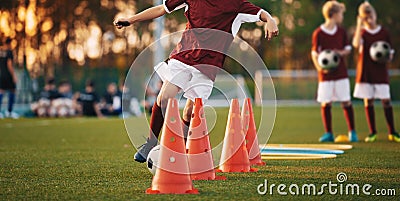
154,59,214,101
317,78,351,103
353,83,391,99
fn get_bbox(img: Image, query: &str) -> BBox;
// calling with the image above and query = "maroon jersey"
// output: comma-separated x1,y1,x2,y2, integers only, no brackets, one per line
312,25,350,82
356,26,391,84
164,0,263,81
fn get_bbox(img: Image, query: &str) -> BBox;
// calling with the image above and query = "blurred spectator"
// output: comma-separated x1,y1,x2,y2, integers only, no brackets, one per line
49,80,77,117
40,78,60,100
120,80,142,118
31,78,60,117
100,82,122,116
75,80,103,118
0,37,18,119
58,80,73,99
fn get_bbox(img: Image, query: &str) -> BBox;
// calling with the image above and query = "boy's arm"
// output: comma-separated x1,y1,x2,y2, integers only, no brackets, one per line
310,30,325,72
352,16,364,49
260,11,279,40
236,0,278,40
114,5,166,29
6,53,17,84
335,46,351,57
311,51,323,72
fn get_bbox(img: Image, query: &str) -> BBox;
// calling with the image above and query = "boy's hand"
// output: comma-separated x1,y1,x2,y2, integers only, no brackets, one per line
264,18,279,40
334,49,348,57
356,15,365,28
114,18,131,29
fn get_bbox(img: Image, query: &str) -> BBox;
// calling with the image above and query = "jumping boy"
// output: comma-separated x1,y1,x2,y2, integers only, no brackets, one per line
311,1,358,142
352,2,399,142
114,0,279,162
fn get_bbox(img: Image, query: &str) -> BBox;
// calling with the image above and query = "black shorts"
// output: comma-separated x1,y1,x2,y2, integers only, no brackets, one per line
0,77,16,90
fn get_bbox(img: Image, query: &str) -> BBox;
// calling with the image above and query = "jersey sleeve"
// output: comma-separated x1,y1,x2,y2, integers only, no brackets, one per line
237,0,262,16
163,0,187,13
311,29,319,56
231,0,263,36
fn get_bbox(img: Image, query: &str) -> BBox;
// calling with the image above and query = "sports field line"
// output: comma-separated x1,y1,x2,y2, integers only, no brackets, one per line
260,143,353,150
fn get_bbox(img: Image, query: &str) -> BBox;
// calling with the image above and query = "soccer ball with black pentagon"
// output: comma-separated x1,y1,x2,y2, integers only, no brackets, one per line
370,41,391,63
317,49,340,72
146,145,160,175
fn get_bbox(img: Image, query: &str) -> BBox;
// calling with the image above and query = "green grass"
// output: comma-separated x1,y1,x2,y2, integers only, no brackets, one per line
1,105,400,200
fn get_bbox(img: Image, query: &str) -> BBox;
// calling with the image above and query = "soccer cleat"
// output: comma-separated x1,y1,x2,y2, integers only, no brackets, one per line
319,132,334,142
134,138,158,163
388,132,400,142
364,133,377,142
348,130,358,142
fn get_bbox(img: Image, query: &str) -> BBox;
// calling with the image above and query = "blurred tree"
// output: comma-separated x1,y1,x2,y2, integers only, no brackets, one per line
0,0,399,80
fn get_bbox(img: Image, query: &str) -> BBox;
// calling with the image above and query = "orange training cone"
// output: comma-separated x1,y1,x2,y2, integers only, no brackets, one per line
242,98,266,166
186,98,226,180
218,99,257,172
146,98,198,194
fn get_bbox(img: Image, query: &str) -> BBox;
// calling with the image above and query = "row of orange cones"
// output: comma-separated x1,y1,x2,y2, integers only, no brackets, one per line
146,97,265,194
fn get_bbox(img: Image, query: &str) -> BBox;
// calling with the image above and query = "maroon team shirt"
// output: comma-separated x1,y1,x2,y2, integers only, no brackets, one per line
312,25,350,82
356,26,391,84
164,0,263,81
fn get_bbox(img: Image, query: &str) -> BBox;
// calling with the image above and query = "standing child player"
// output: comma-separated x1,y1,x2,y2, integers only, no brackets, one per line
311,1,358,142
0,37,18,119
352,2,399,142
114,0,279,162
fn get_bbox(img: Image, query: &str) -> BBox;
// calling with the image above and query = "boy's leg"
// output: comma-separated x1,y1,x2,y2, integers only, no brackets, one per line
182,99,194,141
0,90,3,112
149,81,181,140
0,90,3,118
134,81,180,163
341,101,357,142
7,90,15,113
341,101,355,131
364,99,377,134
382,99,396,134
319,102,334,142
364,98,378,142
321,102,332,134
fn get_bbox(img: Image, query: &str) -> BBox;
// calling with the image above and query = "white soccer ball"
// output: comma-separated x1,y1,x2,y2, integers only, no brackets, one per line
370,41,391,63
317,49,340,71
147,145,161,175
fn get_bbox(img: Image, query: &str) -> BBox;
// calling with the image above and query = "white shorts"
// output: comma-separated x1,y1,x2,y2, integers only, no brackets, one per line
353,83,391,99
317,78,351,103
154,59,214,101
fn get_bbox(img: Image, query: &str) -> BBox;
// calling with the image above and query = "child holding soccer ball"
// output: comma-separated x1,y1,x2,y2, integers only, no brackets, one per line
311,1,358,142
352,2,398,142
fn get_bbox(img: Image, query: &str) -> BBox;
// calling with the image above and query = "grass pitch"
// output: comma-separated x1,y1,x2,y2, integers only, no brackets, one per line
1,104,400,200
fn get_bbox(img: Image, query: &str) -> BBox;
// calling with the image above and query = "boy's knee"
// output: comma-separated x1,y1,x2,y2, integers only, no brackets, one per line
182,104,193,122
382,99,391,108
364,99,374,107
156,94,170,108
321,102,331,107
341,101,352,107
